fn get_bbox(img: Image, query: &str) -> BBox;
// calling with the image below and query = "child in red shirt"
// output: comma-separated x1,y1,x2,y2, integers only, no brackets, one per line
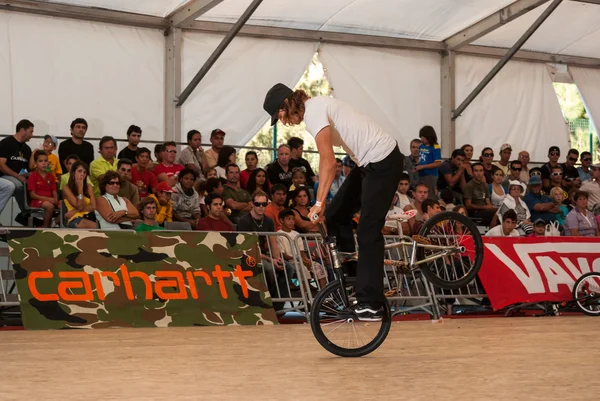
28,150,58,227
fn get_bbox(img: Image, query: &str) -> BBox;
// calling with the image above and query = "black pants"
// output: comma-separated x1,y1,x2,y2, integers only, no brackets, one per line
325,146,404,306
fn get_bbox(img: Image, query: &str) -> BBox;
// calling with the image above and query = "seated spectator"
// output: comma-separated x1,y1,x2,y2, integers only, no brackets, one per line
405,139,421,188
288,168,314,206
246,167,271,199
485,210,520,237
493,144,512,175
562,149,580,192
288,136,317,184
404,181,429,233
413,199,442,234
264,184,287,231
496,181,532,236
395,174,414,209
222,164,252,224
117,159,140,207
463,163,497,225
384,193,409,235
62,161,97,229
118,125,142,161
277,209,326,289
58,118,94,168
29,135,62,183
518,151,531,184
196,193,234,231
215,145,237,179
480,147,499,184
581,163,600,213
416,125,442,199
132,147,158,198
544,165,569,202
531,219,546,237
28,150,59,227
177,129,206,180
523,175,559,223
341,154,356,177
205,167,218,180
90,136,119,197
197,177,226,218
240,151,258,189
529,167,543,183
439,188,455,212
95,171,139,229
549,187,569,228
60,154,91,191
437,149,466,202
151,143,164,172
565,191,599,237
149,182,175,225
135,197,164,232
541,146,561,189
578,152,593,182
291,187,319,233
172,168,201,228
489,168,507,208
204,129,225,170
502,159,525,190
154,141,183,186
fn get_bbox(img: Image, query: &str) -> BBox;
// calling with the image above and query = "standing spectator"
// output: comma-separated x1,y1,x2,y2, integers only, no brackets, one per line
29,135,62,183
240,151,258,189
28,151,58,227
132,148,158,199
562,149,581,191
493,144,512,175
116,159,140,207
578,152,593,182
222,164,252,224
496,181,532,235
437,149,466,202
404,139,422,188
518,151,531,184
485,210,520,237
267,144,294,188
214,146,237,179
204,129,226,169
523,175,559,223
565,191,599,236
416,125,442,199
154,141,184,186
581,163,600,212
541,146,561,189
177,129,207,180
246,167,271,198
62,161,97,229
489,168,507,208
0,119,34,226
197,193,234,231
118,125,142,161
503,159,525,190
95,171,139,229
135,197,164,232
463,163,496,225
480,147,499,184
341,154,356,177
58,118,94,168
264,184,287,231
288,136,316,184
149,182,175,225
460,144,474,183
172,168,201,228
90,136,119,197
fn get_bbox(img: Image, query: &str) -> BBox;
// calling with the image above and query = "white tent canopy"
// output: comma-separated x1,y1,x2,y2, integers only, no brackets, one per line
1,0,599,160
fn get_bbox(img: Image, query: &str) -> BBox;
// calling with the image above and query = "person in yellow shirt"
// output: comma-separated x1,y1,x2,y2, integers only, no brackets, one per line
149,182,174,225
29,135,62,182
90,136,118,197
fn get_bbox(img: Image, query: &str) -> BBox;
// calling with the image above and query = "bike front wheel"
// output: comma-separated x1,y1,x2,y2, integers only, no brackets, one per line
309,280,392,357
572,272,600,316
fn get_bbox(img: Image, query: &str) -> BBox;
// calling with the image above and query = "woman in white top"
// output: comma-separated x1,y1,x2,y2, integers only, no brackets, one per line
496,180,532,235
95,171,139,230
489,168,507,208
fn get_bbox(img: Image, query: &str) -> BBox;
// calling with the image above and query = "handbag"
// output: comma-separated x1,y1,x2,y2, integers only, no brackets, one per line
545,220,560,236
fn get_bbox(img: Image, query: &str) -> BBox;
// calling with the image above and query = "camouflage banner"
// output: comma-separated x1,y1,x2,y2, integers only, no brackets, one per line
8,229,278,329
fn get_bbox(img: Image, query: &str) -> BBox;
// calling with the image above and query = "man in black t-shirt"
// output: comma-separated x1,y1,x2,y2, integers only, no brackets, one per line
437,149,466,200
266,144,294,188
540,145,561,189
561,148,581,191
0,119,34,223
287,136,316,184
58,118,94,168
118,125,142,161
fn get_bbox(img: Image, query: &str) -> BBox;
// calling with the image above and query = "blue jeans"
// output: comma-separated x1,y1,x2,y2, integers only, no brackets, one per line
0,177,18,216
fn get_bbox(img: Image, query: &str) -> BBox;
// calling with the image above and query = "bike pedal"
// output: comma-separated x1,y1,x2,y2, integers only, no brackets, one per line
412,235,431,245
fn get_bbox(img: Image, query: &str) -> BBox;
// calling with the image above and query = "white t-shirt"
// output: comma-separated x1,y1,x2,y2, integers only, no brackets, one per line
485,226,520,237
277,230,305,256
304,96,397,167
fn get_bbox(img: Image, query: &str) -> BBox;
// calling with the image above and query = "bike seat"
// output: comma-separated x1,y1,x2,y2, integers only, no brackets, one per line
386,209,417,222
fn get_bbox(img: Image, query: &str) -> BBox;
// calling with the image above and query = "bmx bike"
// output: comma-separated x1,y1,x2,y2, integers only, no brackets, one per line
309,211,484,357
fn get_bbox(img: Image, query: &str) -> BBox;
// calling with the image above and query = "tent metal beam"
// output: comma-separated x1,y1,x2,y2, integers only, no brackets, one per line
440,51,456,155
452,0,563,120
175,0,264,107
165,28,182,142
167,0,223,28
0,0,168,30
444,0,550,50
572,0,600,5
457,45,600,68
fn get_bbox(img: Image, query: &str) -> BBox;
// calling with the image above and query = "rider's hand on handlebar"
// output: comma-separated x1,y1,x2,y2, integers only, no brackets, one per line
308,203,324,223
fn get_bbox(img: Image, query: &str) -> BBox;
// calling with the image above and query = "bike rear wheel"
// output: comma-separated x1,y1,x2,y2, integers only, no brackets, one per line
309,280,392,357
417,211,484,289
572,272,600,316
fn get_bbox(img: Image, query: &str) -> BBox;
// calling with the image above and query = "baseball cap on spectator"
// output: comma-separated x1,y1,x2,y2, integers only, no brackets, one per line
156,182,175,194
548,146,560,155
44,134,58,146
534,218,546,226
211,129,226,138
500,144,512,152
528,175,542,185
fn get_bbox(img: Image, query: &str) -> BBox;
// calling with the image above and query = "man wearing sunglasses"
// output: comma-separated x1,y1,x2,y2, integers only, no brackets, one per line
502,160,525,191
541,146,561,189
561,149,580,191
578,152,593,183
581,163,600,213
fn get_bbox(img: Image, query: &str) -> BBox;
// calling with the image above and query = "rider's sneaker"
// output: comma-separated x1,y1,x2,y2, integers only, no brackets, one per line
351,302,384,322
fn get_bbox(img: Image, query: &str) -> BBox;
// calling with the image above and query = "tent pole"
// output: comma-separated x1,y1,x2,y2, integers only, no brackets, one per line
452,0,563,120
175,0,264,107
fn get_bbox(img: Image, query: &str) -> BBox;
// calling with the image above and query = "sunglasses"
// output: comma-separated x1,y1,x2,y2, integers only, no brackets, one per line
582,158,592,162
511,167,522,171
550,152,560,157
551,172,562,177
108,180,121,186
483,153,494,157
568,157,578,162
253,202,268,207
530,171,542,176
519,155,529,159
166,150,177,154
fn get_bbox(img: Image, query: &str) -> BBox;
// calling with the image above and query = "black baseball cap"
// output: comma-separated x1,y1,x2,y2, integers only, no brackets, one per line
263,83,294,126
548,146,560,155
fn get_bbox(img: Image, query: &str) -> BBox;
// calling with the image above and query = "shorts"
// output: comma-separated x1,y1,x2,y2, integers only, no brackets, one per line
30,200,45,208
67,217,88,228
